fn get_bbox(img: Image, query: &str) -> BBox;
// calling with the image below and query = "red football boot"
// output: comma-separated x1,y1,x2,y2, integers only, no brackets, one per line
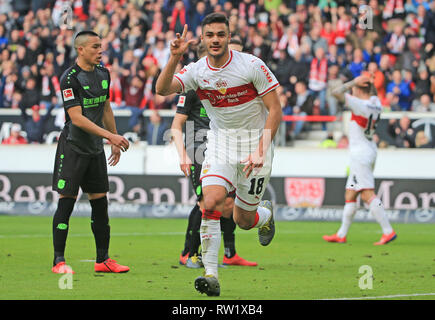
179,252,189,265
223,253,258,266
374,231,397,245
52,262,75,274
94,258,130,273
322,233,347,243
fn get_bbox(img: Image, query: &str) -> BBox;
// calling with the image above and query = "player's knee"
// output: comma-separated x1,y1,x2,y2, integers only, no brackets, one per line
232,214,251,230
203,195,223,212
360,190,376,204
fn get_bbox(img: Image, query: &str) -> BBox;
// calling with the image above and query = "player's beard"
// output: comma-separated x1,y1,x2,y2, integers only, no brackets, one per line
208,42,229,61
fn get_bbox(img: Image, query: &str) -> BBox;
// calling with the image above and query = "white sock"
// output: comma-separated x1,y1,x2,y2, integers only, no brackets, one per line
369,197,393,235
252,205,271,228
337,201,357,238
200,218,221,278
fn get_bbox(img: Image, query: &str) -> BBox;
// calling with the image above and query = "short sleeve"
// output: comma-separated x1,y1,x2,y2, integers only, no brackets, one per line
176,90,198,116
345,93,364,114
249,56,280,97
60,75,81,110
174,62,198,93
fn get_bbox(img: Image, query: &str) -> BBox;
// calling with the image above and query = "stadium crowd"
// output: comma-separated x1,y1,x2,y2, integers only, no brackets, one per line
0,0,434,148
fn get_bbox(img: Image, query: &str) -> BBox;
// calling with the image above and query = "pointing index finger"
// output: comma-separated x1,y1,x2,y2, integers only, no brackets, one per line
181,24,188,39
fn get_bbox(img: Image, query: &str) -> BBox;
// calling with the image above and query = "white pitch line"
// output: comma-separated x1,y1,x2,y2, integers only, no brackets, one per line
321,293,435,300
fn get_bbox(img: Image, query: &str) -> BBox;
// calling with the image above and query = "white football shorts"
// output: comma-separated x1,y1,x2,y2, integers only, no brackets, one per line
345,161,375,191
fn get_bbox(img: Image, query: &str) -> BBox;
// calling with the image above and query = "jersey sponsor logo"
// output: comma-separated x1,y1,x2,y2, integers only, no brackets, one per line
83,95,107,108
179,68,187,75
196,83,258,108
260,65,273,83
177,96,186,107
62,88,75,101
284,178,325,208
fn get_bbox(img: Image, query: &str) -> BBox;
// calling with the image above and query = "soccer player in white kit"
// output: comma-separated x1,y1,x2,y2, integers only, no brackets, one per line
156,13,282,296
323,75,397,245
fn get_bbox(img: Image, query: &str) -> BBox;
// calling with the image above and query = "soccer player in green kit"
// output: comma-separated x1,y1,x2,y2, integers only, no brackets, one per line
51,31,130,274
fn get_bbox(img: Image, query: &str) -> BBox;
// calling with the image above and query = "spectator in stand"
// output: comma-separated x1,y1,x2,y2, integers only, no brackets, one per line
388,116,416,148
39,63,61,110
169,0,189,34
423,1,435,46
415,130,434,148
320,132,337,148
383,92,402,111
386,70,412,111
398,36,422,75
20,104,55,144
362,39,381,65
18,77,40,109
190,1,208,31
412,94,435,112
414,66,432,99
348,48,366,78
1,123,27,145
146,109,168,145
288,81,315,139
326,64,343,116
337,134,349,149
120,75,145,133
363,62,386,100
308,47,328,114
386,23,407,64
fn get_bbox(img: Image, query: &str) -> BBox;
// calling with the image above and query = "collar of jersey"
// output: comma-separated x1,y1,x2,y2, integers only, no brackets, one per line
206,50,233,71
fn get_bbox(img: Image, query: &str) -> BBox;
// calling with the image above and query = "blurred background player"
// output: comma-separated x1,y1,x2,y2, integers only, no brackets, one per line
172,39,257,269
51,31,130,274
323,74,397,245
156,13,282,296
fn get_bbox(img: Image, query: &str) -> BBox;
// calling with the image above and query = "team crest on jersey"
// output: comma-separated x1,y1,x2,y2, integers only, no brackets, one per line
62,88,74,101
215,79,228,95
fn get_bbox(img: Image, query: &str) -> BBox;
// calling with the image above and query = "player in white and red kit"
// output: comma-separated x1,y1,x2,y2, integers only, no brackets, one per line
323,75,397,245
156,13,282,296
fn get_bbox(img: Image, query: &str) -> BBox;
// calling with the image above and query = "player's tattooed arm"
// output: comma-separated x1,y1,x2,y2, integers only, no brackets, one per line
332,75,371,99
331,79,356,99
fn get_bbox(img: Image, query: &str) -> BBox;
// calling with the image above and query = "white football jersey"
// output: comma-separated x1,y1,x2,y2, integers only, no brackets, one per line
345,93,382,165
174,50,279,160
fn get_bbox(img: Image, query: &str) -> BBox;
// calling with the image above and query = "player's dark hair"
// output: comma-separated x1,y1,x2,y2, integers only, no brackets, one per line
201,12,229,31
74,30,100,51
357,83,372,95
75,30,100,39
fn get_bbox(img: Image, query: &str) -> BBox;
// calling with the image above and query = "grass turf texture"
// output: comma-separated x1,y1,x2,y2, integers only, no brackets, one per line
0,216,434,300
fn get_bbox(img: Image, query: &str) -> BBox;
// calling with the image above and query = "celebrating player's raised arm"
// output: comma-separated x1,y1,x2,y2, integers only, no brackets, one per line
332,75,370,99
156,24,195,96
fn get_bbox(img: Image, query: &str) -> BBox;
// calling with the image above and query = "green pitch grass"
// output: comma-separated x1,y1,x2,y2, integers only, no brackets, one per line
0,215,434,300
